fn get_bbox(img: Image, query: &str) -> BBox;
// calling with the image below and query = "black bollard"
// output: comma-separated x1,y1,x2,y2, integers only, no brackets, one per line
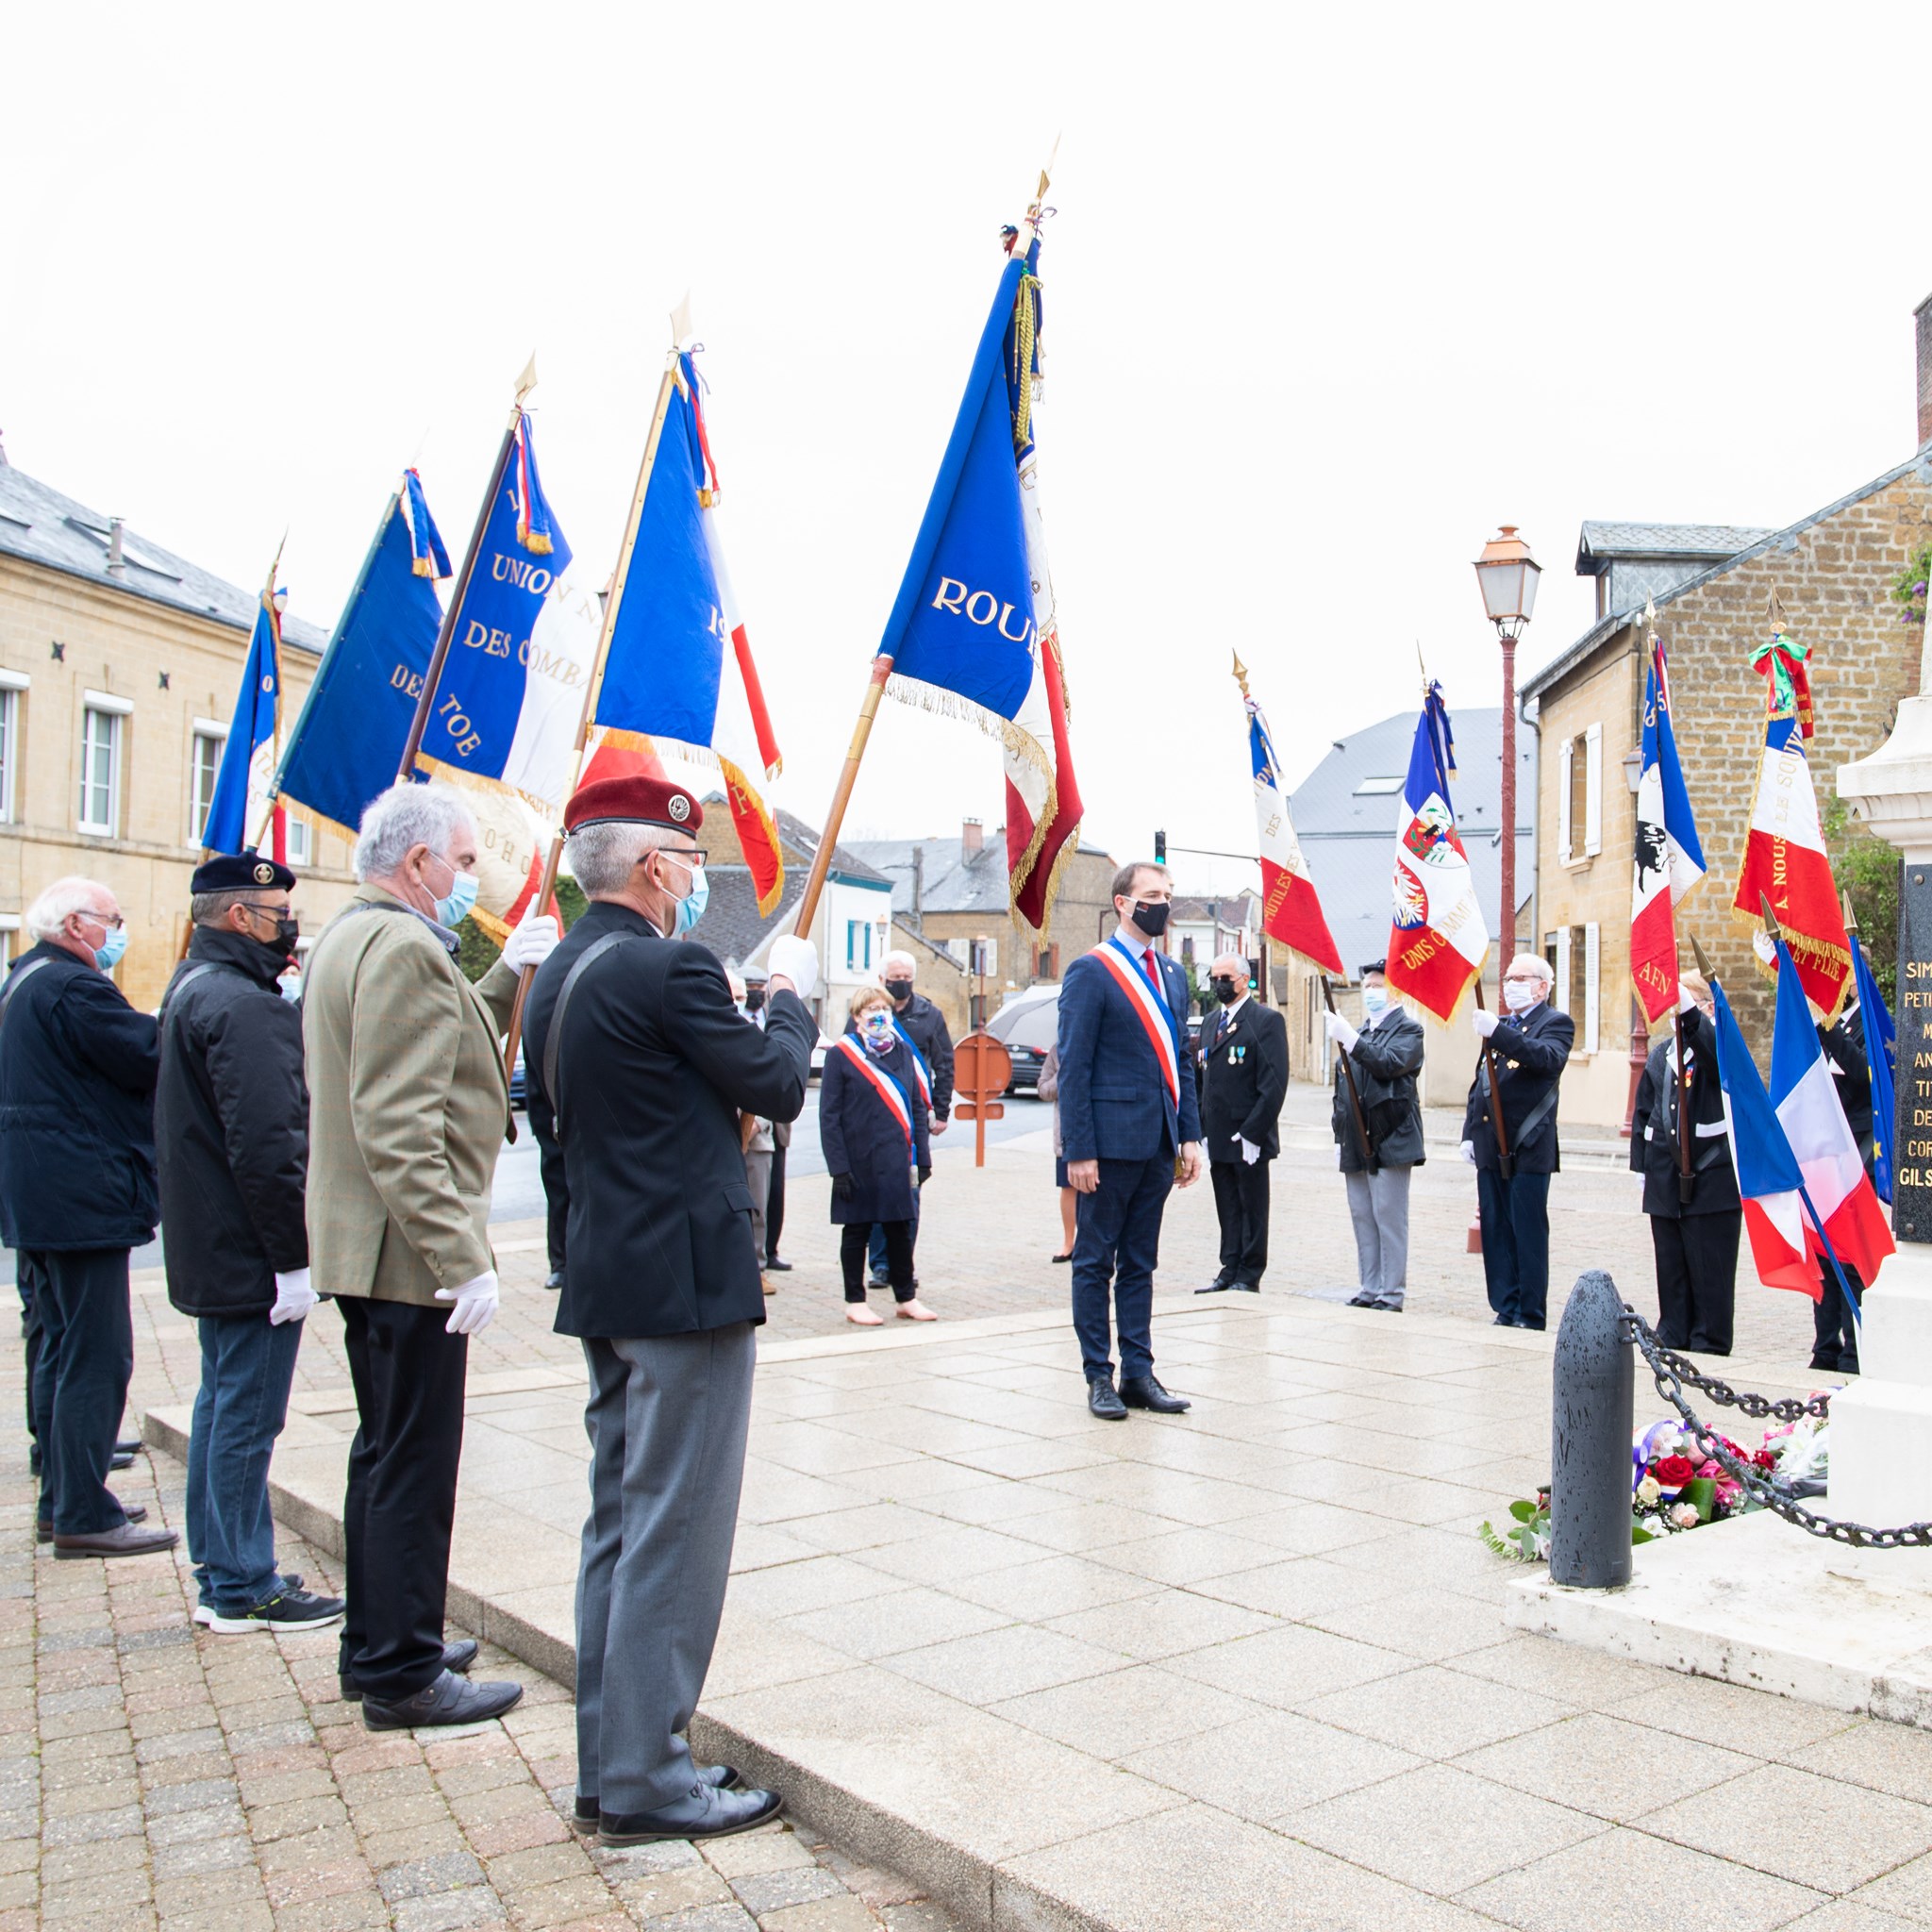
1549,1270,1634,1589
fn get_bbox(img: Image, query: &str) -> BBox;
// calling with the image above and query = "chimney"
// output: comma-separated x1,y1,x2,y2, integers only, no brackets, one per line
961,816,982,855
1918,293,1932,448
106,518,126,576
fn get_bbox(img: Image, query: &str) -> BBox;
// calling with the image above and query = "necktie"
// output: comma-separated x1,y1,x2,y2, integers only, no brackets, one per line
1144,948,1158,983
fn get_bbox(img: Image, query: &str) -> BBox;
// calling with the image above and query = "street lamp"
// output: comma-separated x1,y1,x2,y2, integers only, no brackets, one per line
1473,525,1541,1001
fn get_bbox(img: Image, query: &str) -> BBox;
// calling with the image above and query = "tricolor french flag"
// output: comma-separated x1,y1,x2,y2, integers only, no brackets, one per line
1247,695,1341,975
1629,637,1705,1024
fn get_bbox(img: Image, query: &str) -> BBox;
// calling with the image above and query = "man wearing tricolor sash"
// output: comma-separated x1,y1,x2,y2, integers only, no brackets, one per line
1055,862,1201,1420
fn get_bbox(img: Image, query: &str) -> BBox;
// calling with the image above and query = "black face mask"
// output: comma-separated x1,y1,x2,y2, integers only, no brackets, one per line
247,912,300,961
744,988,766,1012
883,978,914,1004
1128,900,1170,939
1212,976,1240,1005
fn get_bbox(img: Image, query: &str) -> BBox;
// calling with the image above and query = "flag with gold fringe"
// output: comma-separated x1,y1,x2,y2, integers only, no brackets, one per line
591,351,785,916
874,212,1081,936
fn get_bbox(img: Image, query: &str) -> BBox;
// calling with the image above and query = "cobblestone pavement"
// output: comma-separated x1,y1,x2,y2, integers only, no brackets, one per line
0,1436,960,1932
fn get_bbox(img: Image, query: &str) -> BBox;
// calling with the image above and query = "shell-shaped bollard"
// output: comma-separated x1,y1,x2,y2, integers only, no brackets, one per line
1549,1269,1634,1589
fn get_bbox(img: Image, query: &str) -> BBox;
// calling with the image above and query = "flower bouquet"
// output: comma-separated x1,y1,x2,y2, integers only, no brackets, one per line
1478,1487,1550,1562
1629,1420,1754,1541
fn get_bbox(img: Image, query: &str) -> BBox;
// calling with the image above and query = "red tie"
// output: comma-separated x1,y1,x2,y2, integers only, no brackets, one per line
1144,949,1158,984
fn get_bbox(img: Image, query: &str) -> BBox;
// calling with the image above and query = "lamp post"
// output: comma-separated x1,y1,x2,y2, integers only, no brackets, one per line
1473,526,1541,1001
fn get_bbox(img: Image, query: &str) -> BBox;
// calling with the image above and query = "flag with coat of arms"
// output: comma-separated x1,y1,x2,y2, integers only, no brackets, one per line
1385,682,1488,1021
1630,630,1707,1024
874,186,1082,935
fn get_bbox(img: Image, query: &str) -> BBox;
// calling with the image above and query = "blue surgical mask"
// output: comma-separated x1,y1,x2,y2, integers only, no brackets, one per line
1361,987,1388,1015
659,853,708,935
93,925,127,974
279,974,302,1004
429,855,478,930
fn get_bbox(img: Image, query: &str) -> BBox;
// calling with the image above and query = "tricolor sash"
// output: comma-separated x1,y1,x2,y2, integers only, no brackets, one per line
832,1036,914,1148
1089,939,1180,1107
891,1018,933,1108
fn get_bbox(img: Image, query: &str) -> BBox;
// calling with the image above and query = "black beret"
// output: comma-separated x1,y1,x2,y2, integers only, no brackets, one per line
192,851,295,895
1359,958,1389,977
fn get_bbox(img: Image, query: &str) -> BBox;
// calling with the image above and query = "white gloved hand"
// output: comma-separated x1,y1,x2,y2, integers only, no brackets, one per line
766,934,819,1004
1473,1008,1499,1040
436,1269,500,1336
502,911,559,974
270,1267,316,1326
1324,1012,1358,1052
1239,1137,1260,1166
1677,980,1698,1014
1460,1139,1476,1165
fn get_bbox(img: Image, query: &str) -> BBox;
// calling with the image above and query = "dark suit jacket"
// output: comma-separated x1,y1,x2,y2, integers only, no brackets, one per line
524,901,812,1339
1629,1009,1739,1219
1056,940,1201,1163
1331,1008,1426,1173
1197,999,1289,1161
1461,998,1574,1175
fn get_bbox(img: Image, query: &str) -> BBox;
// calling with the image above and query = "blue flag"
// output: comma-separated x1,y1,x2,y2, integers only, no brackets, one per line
416,411,601,816
1708,974,1807,1201
1851,933,1897,1204
276,489,445,840
203,589,283,855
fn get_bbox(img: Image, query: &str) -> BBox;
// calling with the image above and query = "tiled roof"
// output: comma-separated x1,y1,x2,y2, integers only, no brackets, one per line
842,835,1015,915
1574,522,1775,572
0,453,329,653
689,863,804,967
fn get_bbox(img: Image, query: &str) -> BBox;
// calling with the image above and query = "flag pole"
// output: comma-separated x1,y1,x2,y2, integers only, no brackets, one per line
502,343,684,1078
1321,976,1377,1174
791,654,893,939
1643,615,1696,1208
242,536,288,854
398,357,538,785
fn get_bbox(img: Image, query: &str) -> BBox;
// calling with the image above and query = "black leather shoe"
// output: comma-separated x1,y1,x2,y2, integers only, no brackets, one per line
116,1439,142,1456
543,1270,565,1293
341,1639,477,1703
574,1766,740,1830
109,1450,135,1471
1120,1374,1191,1414
362,1668,521,1730
40,1503,147,1543
1088,1376,1127,1421
765,1257,793,1273
1195,1274,1233,1294
600,1782,782,1845
1347,1291,1382,1308
1229,1280,1261,1293
53,1519,176,1559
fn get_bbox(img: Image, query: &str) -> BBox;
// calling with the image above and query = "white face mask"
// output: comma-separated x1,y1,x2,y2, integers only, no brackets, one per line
1361,987,1389,1015
1503,979,1542,1014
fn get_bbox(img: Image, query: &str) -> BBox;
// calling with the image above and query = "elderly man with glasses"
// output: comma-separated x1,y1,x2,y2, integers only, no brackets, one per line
0,875,176,1558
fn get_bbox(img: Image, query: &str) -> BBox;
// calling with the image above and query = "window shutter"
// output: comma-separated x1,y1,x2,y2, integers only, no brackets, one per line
1049,943,1061,977
1584,921,1601,1054
1553,927,1571,1015
1557,737,1574,863
1584,724,1604,858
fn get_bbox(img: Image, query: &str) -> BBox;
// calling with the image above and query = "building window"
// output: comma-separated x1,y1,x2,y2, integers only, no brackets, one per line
0,917,16,968
845,920,866,971
190,729,225,843
285,816,311,867
0,688,18,825
79,705,124,836
1557,723,1603,864
1552,922,1601,1052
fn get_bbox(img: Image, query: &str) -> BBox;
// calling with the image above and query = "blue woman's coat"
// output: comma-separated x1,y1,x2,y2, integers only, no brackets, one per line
819,1037,930,1224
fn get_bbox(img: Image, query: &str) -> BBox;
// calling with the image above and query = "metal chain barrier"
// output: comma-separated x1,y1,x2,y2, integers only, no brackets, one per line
1620,1307,1932,1550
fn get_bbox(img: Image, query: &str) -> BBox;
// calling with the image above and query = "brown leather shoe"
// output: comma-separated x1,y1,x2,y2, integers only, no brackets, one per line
52,1522,179,1560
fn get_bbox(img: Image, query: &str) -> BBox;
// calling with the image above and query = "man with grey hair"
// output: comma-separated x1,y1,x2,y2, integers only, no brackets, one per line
524,774,816,1844
305,780,558,1725
0,875,175,1558
1462,952,1574,1330
857,948,954,1287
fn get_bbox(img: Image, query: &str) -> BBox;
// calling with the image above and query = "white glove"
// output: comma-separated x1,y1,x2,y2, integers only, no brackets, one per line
1473,1008,1499,1040
270,1268,316,1326
1460,1139,1476,1165
436,1269,500,1336
1239,1137,1260,1166
1677,981,1698,1014
766,934,819,1004
1324,1012,1358,1053
502,911,559,974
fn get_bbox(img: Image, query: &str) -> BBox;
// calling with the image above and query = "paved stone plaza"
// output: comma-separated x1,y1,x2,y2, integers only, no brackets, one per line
20,1089,1932,1930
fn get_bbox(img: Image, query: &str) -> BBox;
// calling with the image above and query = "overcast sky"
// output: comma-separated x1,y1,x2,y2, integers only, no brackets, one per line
8,4,1927,900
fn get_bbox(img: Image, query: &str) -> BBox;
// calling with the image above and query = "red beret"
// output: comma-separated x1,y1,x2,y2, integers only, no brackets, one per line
563,774,704,835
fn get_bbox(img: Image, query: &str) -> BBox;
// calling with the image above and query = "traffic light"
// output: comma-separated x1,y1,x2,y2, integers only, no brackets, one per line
1153,828,1167,863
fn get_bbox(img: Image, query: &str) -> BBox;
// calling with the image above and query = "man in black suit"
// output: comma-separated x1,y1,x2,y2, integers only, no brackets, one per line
524,774,816,1848
1194,953,1288,1293
1462,954,1574,1330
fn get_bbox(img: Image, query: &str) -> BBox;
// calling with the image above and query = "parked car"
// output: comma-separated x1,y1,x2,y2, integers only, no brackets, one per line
985,989,1059,1094
509,1045,526,1110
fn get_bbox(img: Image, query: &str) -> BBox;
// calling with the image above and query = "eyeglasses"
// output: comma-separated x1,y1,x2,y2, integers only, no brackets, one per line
239,903,293,924
653,848,708,871
78,910,125,930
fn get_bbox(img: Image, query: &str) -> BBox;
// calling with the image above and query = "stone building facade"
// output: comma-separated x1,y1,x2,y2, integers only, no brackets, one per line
1524,455,1932,1125
0,451,357,1012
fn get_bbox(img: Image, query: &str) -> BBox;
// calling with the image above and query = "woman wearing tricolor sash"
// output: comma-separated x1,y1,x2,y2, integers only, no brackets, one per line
820,988,934,1325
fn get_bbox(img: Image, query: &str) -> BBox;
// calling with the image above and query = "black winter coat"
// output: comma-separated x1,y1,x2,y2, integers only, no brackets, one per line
1461,998,1575,1175
1820,1007,1874,1159
820,1035,931,1224
1629,1009,1740,1219
156,928,309,1317
1197,999,1289,1160
1331,1008,1426,1172
0,941,158,1251
523,901,813,1340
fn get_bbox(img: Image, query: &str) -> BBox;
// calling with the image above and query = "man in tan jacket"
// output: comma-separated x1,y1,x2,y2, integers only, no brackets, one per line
305,780,557,1729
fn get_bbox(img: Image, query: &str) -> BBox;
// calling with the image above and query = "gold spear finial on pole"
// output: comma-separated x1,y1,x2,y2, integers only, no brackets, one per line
514,353,539,408
1641,596,1657,640
1415,639,1429,694
1767,586,1789,635
1842,889,1859,935
1689,931,1715,979
1231,650,1251,699
262,528,288,605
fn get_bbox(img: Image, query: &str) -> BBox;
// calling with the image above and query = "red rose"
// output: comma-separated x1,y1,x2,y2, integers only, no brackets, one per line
1654,1456,1696,1487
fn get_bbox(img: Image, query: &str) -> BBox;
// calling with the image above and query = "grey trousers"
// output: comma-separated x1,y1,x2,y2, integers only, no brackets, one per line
1344,1166,1412,1306
576,1324,755,1813
743,1149,772,1274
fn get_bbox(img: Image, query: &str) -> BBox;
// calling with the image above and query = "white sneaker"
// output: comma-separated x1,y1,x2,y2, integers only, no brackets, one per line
191,1604,214,1627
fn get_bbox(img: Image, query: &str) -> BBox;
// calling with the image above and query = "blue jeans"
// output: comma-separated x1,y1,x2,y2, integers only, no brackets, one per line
868,1186,921,1280
1071,1155,1174,1381
26,1247,133,1535
1477,1168,1552,1328
188,1312,304,1611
